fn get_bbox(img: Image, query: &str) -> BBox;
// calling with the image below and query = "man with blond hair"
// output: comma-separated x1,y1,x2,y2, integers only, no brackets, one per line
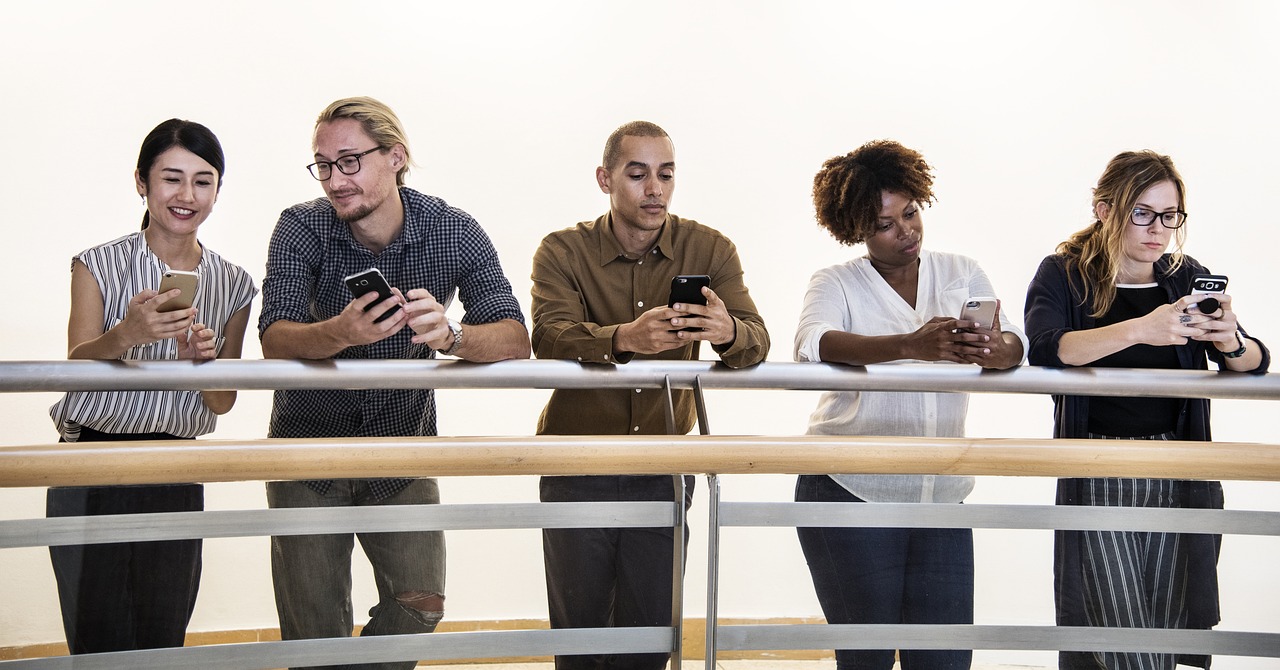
260,96,529,669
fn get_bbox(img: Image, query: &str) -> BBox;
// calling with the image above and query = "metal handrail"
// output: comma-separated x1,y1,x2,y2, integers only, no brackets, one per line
1,359,1276,399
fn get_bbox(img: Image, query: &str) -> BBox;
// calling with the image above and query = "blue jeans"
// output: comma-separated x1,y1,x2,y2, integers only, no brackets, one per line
46,427,201,655
540,475,694,670
795,474,973,670
266,478,446,670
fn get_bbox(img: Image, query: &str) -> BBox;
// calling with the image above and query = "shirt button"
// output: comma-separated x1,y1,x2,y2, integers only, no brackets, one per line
635,389,642,393
576,356,582,361
637,301,644,307
633,426,640,432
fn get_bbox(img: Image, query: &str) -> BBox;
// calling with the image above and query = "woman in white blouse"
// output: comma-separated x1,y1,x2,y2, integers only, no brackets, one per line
46,119,256,654
794,140,1026,670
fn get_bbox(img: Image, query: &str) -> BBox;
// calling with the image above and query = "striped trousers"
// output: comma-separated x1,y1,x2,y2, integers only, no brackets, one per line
1075,433,1190,670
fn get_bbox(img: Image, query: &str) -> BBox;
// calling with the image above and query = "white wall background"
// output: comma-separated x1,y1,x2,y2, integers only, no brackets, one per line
1,1,1277,666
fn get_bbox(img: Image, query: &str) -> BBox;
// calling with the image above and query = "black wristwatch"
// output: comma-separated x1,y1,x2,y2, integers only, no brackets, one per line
1221,331,1247,359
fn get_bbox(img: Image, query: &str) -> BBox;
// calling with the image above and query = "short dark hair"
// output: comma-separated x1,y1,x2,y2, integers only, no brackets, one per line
812,140,935,246
602,121,670,170
137,119,225,230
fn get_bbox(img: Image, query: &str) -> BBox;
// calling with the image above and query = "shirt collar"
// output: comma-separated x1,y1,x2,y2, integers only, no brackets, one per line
596,211,676,266
327,186,423,253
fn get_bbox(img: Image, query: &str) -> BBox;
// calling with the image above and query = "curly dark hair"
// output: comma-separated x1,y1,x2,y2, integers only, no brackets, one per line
812,140,935,246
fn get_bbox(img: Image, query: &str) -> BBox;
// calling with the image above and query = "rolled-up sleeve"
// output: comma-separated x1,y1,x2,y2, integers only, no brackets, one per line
794,268,843,363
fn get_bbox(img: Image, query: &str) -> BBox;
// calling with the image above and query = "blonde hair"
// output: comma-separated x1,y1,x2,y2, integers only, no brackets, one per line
316,97,413,186
1057,150,1187,317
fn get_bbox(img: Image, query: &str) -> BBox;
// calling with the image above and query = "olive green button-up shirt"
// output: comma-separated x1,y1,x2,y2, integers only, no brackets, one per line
531,212,770,436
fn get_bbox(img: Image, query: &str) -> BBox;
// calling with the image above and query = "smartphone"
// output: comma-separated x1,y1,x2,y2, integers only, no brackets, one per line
343,268,400,322
1189,274,1228,313
958,297,998,328
668,275,710,332
157,270,198,313
668,275,710,308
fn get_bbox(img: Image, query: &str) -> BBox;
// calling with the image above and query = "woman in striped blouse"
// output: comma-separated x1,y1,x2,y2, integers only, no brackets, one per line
46,119,257,654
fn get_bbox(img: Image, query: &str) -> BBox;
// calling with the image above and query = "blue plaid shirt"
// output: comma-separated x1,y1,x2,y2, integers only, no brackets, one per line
259,187,525,499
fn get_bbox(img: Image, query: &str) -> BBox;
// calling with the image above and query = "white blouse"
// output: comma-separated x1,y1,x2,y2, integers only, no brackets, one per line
49,232,258,440
793,249,1027,503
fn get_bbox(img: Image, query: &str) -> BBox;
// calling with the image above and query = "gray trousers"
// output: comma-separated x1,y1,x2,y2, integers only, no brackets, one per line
267,478,446,670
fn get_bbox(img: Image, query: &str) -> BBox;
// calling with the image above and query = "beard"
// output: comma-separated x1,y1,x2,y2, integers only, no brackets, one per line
335,200,376,224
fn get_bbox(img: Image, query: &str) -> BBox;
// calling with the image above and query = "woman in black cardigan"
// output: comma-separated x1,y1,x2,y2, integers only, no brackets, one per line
1024,150,1269,670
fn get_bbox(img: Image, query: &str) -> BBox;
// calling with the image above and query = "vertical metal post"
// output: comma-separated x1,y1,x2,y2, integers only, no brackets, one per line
704,474,721,670
664,375,684,669
693,375,710,436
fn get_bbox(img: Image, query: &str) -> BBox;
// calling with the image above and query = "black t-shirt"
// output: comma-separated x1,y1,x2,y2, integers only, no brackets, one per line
1086,284,1181,436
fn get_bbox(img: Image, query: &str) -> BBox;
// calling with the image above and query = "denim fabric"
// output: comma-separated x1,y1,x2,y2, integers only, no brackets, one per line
46,428,201,655
796,474,973,670
266,478,445,670
540,475,693,670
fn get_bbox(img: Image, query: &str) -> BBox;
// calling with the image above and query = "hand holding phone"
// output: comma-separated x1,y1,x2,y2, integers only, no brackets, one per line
157,270,198,313
343,268,400,323
1188,274,1228,314
668,275,710,332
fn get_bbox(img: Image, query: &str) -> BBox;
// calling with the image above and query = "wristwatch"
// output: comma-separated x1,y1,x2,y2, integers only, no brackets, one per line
440,319,463,356
1221,331,1247,359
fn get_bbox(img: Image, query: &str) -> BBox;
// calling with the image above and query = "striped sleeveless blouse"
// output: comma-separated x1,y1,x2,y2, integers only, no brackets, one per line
49,232,258,439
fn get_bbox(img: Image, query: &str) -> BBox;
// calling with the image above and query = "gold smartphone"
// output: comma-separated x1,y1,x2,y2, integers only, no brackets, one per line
157,270,198,313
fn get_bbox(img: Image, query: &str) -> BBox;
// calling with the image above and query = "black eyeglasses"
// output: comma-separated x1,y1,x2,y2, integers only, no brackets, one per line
1131,207,1187,229
306,147,384,181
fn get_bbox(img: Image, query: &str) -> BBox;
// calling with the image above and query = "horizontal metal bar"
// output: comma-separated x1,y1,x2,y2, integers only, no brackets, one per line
720,502,1280,536
0,627,672,669
715,623,1280,658
0,501,677,549
0,359,1276,400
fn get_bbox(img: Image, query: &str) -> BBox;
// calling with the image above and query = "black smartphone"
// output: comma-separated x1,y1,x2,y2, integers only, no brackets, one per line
1189,274,1228,314
343,268,400,323
668,275,710,332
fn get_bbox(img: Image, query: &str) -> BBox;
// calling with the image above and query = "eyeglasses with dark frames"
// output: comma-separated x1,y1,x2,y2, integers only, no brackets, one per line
306,147,384,181
1130,207,1187,229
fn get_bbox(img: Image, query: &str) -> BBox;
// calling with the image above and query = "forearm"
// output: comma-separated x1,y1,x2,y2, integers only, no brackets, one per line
451,319,530,362
817,330,913,366
69,326,142,360
1056,322,1138,366
1219,334,1265,372
201,390,237,415
261,320,351,360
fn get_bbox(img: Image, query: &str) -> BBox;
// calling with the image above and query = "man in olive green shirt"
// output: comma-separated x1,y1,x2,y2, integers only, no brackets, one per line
530,120,769,670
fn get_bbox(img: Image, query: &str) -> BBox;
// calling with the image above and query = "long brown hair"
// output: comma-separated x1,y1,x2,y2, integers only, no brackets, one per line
1057,150,1187,317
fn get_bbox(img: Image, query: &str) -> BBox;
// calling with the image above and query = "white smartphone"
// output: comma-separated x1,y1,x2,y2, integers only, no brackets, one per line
157,270,198,313
1189,274,1228,313
958,297,998,328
